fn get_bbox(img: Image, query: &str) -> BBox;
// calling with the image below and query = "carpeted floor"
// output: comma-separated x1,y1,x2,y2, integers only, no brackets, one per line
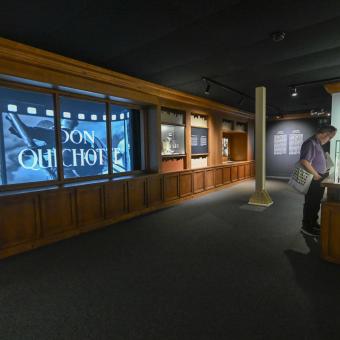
1,179,340,340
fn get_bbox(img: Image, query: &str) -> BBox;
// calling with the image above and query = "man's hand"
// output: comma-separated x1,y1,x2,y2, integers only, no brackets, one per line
313,173,322,181
300,159,320,180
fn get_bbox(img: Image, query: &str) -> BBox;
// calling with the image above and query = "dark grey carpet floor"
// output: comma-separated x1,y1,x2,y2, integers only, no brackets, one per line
1,179,340,340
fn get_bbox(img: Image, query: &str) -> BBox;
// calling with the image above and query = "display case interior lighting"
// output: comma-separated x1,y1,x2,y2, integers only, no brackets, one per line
310,109,330,117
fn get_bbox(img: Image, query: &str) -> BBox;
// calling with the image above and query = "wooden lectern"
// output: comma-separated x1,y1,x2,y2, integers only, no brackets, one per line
321,180,340,264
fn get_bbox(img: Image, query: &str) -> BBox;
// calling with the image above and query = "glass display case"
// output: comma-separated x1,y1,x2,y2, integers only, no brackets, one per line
335,140,340,183
161,124,185,156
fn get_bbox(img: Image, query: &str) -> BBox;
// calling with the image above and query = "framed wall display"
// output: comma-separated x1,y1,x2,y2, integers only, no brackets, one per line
266,119,318,178
222,137,230,160
161,124,185,156
191,127,208,155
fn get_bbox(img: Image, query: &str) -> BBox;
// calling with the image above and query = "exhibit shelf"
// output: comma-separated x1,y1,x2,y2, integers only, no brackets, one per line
222,129,247,134
161,154,186,158
191,153,208,157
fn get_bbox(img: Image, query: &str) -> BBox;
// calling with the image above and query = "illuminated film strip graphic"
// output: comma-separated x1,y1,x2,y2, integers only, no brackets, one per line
4,102,130,121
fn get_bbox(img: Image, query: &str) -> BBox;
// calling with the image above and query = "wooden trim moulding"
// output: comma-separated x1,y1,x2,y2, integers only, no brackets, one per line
0,37,253,119
324,82,340,94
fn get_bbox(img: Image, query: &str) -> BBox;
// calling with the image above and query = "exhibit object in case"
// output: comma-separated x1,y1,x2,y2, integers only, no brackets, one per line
161,124,185,156
222,137,229,160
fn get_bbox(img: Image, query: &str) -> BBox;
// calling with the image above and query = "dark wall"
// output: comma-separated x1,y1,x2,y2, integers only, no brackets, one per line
266,119,318,178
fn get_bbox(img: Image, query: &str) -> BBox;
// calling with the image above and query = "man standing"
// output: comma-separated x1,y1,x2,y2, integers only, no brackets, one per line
299,125,337,236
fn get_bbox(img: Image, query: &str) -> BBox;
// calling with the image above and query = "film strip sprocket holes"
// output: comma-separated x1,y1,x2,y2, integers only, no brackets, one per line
3,102,131,122
2,102,54,117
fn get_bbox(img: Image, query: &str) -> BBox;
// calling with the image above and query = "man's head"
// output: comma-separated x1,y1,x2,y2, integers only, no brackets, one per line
316,125,337,145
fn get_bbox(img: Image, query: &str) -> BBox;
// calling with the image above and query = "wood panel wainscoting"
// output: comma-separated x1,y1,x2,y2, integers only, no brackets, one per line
0,161,254,260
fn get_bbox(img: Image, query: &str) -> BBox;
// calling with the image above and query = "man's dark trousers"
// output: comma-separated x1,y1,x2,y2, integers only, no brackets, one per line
303,179,325,228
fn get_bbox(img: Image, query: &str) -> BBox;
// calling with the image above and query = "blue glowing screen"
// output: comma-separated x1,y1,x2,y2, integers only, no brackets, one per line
59,96,108,179
0,87,57,185
111,105,133,173
0,87,136,186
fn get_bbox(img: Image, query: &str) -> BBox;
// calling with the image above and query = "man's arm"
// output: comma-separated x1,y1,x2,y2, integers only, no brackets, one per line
300,159,321,180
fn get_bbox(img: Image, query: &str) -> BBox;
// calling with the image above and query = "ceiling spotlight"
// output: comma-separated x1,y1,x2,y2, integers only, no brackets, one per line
271,31,286,42
204,83,210,95
290,87,298,97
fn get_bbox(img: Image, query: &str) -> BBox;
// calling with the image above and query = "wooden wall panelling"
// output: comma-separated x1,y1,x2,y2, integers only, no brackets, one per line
208,113,220,166
0,161,254,259
147,106,161,172
223,166,231,184
251,162,255,177
76,185,105,230
231,166,238,182
148,175,163,207
128,177,148,212
321,203,340,264
215,167,223,187
193,170,205,193
105,181,128,220
205,169,215,190
231,133,247,161
238,164,245,180
39,189,77,241
186,111,191,169
245,163,250,178
247,120,255,161
163,173,180,201
161,157,185,173
180,172,193,197
0,193,39,255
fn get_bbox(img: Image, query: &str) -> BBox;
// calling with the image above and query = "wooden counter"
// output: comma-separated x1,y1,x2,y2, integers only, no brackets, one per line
321,180,340,264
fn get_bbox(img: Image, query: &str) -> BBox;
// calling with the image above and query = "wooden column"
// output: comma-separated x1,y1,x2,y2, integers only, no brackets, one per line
249,86,273,206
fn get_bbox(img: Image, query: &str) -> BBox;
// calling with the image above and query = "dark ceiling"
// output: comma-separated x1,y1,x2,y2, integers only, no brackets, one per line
2,0,340,115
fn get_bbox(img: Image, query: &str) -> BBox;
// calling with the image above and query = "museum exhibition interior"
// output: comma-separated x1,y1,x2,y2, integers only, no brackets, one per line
1,1,340,339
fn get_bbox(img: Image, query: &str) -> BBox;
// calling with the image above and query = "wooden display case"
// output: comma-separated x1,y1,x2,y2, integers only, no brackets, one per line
321,180,340,264
191,113,209,169
160,107,186,172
